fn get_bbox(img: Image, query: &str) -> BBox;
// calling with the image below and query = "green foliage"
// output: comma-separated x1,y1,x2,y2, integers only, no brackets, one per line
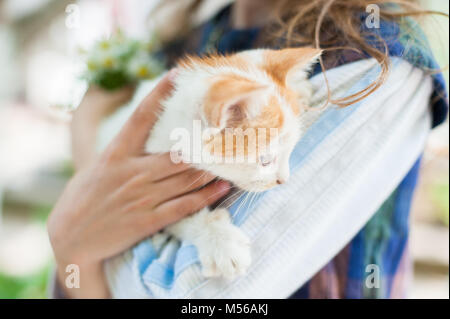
32,204,53,223
0,205,53,299
60,159,75,178
431,181,449,226
0,266,50,299
93,69,130,91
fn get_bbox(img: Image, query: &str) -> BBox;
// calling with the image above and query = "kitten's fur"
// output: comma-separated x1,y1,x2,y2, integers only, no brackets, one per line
146,48,321,278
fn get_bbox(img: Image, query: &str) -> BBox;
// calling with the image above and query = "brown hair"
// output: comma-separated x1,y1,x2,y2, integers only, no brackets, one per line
267,0,447,107
151,0,447,107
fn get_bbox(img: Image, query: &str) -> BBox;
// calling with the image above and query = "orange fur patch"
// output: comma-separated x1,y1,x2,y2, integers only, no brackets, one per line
178,53,249,71
263,47,321,85
203,74,267,127
263,47,320,115
178,48,321,159
202,75,284,159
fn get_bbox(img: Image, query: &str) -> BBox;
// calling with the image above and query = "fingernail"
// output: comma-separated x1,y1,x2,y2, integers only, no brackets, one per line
215,180,231,194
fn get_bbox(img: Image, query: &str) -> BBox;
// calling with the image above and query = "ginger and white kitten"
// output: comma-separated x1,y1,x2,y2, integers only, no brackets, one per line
146,47,321,279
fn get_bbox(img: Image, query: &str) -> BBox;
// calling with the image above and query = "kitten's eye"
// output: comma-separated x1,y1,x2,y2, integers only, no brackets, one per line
260,155,274,166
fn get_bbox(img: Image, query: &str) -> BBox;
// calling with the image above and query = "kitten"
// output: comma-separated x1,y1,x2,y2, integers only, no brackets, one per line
145,47,321,279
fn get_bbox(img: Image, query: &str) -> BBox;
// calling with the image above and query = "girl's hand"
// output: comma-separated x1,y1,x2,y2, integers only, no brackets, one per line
78,85,136,121
48,71,231,298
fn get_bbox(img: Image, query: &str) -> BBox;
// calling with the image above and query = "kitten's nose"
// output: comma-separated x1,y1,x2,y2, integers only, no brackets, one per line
277,165,289,185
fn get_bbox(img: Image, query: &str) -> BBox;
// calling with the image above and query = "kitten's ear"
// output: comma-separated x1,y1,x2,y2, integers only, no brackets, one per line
204,75,268,129
263,48,322,86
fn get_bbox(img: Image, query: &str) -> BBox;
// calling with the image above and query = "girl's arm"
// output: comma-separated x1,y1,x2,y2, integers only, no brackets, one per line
71,85,135,170
48,72,231,298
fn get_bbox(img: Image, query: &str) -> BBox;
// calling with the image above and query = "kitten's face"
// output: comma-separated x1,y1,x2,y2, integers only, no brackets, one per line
178,48,321,192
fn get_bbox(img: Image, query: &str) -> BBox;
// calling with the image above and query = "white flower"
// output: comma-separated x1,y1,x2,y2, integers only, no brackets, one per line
82,32,163,88
127,53,161,79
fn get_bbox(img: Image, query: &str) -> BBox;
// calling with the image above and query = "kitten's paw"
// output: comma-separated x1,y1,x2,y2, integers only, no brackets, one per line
196,209,251,279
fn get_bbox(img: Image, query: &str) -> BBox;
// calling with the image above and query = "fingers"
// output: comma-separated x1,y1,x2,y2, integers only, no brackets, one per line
108,69,177,158
152,169,217,203
121,167,217,207
135,153,191,181
150,180,230,227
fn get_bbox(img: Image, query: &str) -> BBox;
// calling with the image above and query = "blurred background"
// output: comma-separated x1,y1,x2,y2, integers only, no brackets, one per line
0,0,448,298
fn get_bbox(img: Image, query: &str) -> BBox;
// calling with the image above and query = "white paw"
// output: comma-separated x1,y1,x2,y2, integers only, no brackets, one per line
196,209,251,279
